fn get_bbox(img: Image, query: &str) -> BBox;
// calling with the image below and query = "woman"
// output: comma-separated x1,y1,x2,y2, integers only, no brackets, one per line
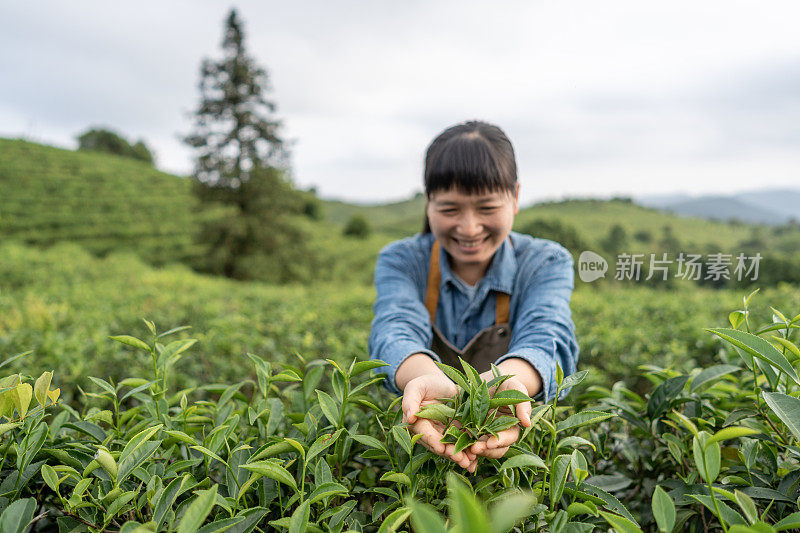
369,120,579,473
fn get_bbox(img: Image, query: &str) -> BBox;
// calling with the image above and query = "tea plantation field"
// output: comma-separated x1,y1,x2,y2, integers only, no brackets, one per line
3,240,798,396
3,242,800,531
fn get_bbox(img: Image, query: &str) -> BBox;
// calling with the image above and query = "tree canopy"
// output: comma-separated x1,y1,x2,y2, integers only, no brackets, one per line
76,127,154,164
183,9,313,283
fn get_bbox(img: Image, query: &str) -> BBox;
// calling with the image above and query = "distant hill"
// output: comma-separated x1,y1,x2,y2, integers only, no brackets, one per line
637,188,800,225
320,194,768,253
0,138,206,264
323,194,427,237
4,138,796,283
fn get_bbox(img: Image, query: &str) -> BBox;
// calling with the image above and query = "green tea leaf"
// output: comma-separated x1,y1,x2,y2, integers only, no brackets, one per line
448,473,490,532
763,392,800,441
550,454,572,507
774,512,800,531
109,335,151,352
646,376,689,419
308,482,348,505
306,429,343,465
472,382,490,425
351,433,389,455
707,426,759,446
191,445,229,467
381,471,412,487
557,436,596,451
289,500,310,533
707,328,800,385
408,499,447,533
352,360,389,376
316,390,340,426
0,422,21,438
687,494,747,526
391,426,413,456
734,489,758,525
556,411,614,433
499,453,548,471
241,460,298,491
690,365,741,392
378,507,412,533
415,403,455,424
459,357,481,389
560,370,589,391
488,492,540,533
454,431,476,454
693,433,720,483
435,362,469,391
119,424,162,466
488,389,532,408
651,486,675,533
598,511,643,533
485,415,520,434
0,497,36,533
177,486,218,533
41,464,60,492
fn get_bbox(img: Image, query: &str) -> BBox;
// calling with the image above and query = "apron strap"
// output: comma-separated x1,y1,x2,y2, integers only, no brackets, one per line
425,239,511,325
495,292,510,324
425,240,442,322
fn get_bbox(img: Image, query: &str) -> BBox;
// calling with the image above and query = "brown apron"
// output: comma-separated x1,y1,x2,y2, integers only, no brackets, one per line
425,240,511,373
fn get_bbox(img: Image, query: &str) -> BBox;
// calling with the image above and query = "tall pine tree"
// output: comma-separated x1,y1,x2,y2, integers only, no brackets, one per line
184,9,312,282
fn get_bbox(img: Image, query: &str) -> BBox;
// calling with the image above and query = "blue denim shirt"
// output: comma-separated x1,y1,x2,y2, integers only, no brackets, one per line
368,231,579,401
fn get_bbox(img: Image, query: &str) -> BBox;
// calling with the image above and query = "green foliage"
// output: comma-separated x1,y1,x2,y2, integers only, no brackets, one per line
2,246,800,530
343,215,371,239
518,218,589,258
415,360,533,452
183,9,286,186
601,224,629,256
583,290,800,531
77,127,154,164
0,139,204,265
183,10,313,283
0,323,633,532
190,166,314,283
4,240,800,402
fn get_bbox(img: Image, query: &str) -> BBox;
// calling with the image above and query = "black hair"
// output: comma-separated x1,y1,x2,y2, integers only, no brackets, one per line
422,121,517,233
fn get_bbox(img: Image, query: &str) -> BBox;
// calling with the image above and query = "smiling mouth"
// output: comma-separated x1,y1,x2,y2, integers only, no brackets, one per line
453,235,489,250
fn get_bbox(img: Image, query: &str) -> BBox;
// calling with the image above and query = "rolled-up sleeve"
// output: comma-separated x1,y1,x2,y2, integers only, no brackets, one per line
369,241,440,395
495,247,579,402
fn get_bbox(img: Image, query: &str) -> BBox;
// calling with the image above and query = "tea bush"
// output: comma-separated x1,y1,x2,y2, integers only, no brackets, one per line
3,241,798,401
1,325,629,532
3,291,800,531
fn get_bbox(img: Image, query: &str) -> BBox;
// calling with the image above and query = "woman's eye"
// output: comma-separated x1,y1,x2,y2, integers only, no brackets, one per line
440,209,458,215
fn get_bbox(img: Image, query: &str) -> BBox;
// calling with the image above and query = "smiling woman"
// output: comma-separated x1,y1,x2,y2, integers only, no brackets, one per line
368,120,580,473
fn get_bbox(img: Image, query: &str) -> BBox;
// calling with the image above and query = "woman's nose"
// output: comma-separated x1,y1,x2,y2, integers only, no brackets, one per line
457,211,482,236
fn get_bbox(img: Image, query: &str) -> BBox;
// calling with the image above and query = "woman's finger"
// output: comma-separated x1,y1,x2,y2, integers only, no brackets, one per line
515,398,533,427
486,425,520,449
478,445,510,459
402,384,426,424
413,419,446,454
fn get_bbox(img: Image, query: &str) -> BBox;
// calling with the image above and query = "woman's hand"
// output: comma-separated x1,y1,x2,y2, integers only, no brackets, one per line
468,359,540,460
402,373,478,472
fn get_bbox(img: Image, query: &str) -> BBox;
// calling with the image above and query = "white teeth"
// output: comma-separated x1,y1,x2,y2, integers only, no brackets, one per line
456,237,485,248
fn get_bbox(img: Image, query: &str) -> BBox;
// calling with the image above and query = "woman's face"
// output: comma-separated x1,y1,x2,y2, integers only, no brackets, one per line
426,184,519,279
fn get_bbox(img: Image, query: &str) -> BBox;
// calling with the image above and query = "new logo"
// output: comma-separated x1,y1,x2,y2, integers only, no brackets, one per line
578,251,607,283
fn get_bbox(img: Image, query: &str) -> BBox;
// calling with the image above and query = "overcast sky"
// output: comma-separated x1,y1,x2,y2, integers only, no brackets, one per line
1,1,798,204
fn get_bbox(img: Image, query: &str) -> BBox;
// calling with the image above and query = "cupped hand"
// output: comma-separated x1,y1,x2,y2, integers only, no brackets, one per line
402,373,478,472
468,372,533,460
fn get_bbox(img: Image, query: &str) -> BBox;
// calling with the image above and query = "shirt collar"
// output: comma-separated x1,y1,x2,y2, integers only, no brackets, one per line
438,236,517,295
